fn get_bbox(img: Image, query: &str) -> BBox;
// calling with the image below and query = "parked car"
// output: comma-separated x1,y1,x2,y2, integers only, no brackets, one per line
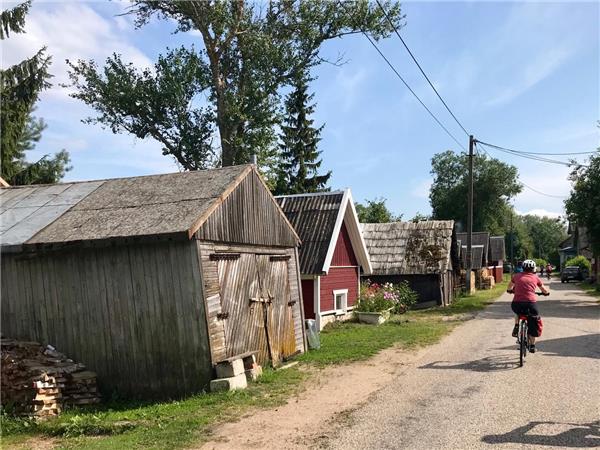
561,266,585,283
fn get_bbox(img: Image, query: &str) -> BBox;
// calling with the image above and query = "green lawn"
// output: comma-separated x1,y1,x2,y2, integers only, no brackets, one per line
2,280,508,450
579,281,600,300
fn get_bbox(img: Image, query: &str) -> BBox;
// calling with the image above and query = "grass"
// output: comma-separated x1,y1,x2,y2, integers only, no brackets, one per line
579,281,600,300
2,280,508,450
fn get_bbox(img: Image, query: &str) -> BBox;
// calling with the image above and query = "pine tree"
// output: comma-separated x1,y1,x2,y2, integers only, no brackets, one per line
1,1,70,185
275,70,331,195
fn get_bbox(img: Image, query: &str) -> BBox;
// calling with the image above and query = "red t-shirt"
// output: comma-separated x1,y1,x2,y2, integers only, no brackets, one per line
511,272,543,302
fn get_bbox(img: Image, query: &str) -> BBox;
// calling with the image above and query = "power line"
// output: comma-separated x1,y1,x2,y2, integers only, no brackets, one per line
478,141,586,167
375,0,470,138
363,33,466,151
477,140,595,157
520,181,568,199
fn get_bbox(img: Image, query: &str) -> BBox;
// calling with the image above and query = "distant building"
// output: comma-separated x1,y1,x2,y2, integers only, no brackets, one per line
276,190,372,330
361,221,458,307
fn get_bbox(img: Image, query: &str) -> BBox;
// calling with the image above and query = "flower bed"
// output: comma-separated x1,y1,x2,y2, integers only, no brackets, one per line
354,281,418,323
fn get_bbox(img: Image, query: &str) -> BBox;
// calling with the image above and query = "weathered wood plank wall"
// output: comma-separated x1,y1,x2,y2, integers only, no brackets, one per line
196,170,298,248
1,240,212,398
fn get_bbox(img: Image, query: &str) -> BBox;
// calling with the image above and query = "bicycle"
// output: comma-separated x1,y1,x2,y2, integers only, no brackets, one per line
507,291,548,367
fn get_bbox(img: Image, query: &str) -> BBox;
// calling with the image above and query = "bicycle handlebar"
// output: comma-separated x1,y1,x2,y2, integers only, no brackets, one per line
506,290,549,296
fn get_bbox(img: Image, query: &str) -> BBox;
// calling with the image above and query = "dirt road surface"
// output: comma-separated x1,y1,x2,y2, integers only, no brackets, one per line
328,279,600,449
201,280,599,449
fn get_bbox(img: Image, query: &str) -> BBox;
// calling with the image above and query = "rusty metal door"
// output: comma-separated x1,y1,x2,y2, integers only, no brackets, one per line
215,252,296,366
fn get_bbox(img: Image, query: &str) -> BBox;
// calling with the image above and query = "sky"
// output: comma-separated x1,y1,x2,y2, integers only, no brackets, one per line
2,0,599,220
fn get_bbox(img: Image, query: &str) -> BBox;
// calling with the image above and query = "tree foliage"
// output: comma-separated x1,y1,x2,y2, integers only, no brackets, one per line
356,197,402,223
1,1,71,185
429,150,522,232
521,214,567,266
66,0,404,171
274,68,330,195
565,151,600,257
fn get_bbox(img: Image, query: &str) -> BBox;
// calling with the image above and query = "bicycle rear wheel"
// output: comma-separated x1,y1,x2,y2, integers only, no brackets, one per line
519,321,527,367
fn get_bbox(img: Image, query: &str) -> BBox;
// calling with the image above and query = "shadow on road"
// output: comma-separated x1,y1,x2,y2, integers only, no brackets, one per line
482,420,600,448
420,355,519,372
477,297,599,321
495,334,600,359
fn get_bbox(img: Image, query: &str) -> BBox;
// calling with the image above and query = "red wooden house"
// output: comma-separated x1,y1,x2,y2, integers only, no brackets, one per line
276,190,372,330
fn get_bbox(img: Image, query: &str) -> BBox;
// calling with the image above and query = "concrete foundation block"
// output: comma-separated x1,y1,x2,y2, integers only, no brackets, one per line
210,373,248,392
242,354,257,370
215,358,245,378
245,365,263,382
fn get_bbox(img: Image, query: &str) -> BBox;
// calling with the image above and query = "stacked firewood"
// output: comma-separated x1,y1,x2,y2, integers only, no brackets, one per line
1,339,100,417
478,268,495,290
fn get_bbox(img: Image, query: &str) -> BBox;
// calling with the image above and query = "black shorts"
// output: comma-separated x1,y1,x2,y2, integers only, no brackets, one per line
511,301,539,317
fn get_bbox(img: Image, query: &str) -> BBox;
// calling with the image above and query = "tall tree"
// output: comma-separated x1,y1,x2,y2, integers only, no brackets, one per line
429,150,522,232
521,214,567,266
1,1,71,185
565,150,600,282
274,68,330,195
66,0,404,171
356,198,402,223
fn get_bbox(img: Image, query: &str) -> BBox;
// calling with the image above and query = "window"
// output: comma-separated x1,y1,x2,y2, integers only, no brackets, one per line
333,289,348,315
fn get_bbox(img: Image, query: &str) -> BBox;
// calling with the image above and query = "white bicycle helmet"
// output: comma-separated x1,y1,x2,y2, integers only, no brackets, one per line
522,259,536,271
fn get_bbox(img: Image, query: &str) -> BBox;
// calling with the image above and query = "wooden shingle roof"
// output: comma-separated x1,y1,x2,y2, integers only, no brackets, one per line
361,220,455,275
489,236,506,261
276,190,372,275
456,231,490,265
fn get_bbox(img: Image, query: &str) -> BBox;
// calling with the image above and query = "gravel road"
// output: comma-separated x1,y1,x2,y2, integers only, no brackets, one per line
327,279,600,449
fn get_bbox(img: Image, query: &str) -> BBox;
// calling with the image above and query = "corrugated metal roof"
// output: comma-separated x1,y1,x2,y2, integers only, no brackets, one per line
361,220,455,275
275,192,344,275
0,181,103,249
489,236,506,261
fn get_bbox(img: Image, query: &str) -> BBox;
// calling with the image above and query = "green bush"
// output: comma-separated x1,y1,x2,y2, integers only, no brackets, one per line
534,258,547,270
564,255,592,273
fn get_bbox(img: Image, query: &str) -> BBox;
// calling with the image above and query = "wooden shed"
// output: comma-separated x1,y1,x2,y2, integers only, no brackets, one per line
361,221,458,307
276,190,372,330
488,236,506,282
1,165,305,398
457,231,490,269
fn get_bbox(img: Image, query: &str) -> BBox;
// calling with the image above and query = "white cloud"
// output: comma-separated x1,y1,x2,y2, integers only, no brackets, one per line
485,46,572,107
518,209,563,219
2,2,152,101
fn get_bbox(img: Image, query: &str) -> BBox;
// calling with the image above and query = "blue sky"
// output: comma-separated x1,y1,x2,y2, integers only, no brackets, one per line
3,1,599,219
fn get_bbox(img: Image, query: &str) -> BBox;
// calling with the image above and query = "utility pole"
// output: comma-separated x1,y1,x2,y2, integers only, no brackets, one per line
465,135,474,293
510,209,514,270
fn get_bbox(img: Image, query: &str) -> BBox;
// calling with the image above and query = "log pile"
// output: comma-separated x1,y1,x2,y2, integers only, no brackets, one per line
478,268,495,290
1,339,100,418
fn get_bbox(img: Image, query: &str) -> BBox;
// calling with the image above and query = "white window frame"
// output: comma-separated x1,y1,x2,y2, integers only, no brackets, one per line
333,289,348,316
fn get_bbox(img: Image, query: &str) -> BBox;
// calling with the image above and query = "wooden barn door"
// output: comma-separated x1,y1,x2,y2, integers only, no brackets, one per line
214,252,296,366
255,255,297,364
215,253,269,363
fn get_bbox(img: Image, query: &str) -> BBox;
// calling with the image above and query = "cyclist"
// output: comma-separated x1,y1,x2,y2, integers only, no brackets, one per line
507,259,549,353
